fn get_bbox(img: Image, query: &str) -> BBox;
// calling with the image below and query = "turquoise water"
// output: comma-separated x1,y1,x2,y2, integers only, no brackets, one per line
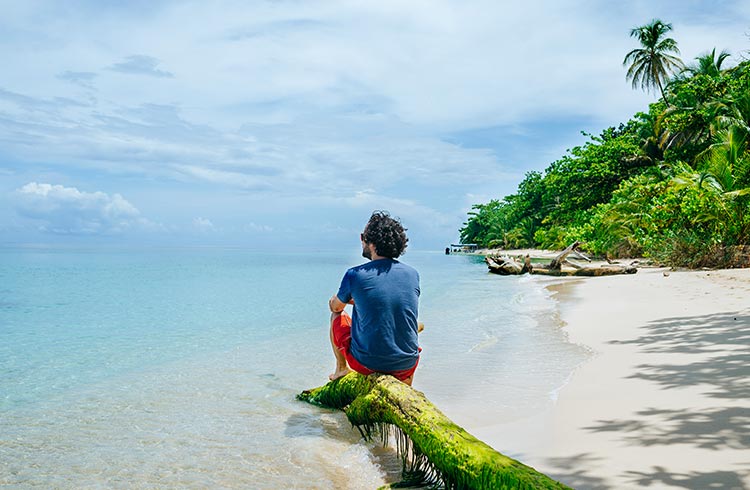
0,248,588,488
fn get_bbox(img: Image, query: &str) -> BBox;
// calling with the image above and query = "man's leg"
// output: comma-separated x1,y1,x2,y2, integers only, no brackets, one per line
391,351,420,386
329,312,352,381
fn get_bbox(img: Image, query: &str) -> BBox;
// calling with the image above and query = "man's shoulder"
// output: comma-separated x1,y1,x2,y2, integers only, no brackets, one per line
345,261,371,274
391,258,418,272
394,259,417,272
345,259,417,276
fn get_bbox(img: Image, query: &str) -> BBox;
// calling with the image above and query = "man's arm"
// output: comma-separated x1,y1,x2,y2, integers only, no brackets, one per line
329,295,347,313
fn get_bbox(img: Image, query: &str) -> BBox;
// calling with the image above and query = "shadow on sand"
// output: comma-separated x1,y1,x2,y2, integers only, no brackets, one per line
612,311,750,401
624,466,748,490
572,310,750,488
543,453,613,490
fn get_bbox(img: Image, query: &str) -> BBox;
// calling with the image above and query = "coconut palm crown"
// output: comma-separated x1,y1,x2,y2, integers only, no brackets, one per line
687,48,732,77
623,19,685,102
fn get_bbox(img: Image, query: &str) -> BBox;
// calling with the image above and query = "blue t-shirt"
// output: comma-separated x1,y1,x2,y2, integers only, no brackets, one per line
336,258,420,372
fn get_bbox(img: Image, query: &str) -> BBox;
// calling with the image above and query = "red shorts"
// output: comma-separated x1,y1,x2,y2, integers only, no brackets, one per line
331,312,419,382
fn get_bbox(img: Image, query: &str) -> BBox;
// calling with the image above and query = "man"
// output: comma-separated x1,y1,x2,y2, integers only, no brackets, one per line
328,211,421,386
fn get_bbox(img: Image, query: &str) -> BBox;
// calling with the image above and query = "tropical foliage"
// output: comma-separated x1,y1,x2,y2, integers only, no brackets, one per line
623,19,685,101
460,21,750,268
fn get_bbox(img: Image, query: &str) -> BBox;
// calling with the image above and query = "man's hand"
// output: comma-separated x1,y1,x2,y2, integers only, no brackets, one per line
329,295,347,313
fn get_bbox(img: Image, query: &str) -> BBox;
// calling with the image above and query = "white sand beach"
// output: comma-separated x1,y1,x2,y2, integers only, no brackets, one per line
476,266,750,489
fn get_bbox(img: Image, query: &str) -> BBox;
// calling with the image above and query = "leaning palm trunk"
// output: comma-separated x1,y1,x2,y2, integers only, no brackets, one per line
298,373,570,489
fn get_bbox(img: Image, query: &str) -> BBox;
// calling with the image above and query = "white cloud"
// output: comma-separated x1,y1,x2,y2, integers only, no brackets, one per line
1,1,749,247
57,70,97,89
3,1,747,132
108,55,174,78
13,182,146,235
174,164,272,191
192,216,215,231
245,222,273,233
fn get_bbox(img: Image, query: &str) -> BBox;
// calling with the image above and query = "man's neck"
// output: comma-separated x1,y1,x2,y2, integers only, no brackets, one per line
365,243,388,261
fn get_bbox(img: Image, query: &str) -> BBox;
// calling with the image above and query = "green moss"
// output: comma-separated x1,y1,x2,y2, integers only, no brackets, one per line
297,371,374,408
298,373,571,489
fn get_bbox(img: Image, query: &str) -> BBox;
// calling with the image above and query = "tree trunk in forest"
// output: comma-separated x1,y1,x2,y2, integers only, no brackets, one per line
298,373,570,489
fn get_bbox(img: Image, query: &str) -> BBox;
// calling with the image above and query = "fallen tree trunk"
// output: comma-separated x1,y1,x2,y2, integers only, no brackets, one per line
298,373,570,489
486,255,523,275
530,265,637,276
486,242,637,277
486,254,533,275
548,241,581,270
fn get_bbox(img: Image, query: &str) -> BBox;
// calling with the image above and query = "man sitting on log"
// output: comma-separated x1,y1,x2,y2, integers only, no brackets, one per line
328,211,421,386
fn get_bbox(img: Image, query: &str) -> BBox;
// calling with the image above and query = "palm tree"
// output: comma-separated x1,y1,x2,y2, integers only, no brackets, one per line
653,56,740,158
623,19,685,102
672,125,750,243
713,91,750,137
701,126,750,194
685,48,731,77
655,91,721,157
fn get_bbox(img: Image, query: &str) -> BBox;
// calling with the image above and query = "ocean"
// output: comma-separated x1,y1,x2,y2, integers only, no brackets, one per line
0,247,588,488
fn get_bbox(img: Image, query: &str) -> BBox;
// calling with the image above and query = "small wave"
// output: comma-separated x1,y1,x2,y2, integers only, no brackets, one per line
468,336,498,352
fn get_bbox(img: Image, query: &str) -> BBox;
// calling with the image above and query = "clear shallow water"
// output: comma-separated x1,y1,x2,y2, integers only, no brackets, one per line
0,248,588,488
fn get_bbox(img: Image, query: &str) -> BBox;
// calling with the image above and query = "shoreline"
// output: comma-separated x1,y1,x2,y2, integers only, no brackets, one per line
474,266,750,489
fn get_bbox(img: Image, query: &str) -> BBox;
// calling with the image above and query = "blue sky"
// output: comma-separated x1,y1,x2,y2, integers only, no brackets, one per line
2,0,749,251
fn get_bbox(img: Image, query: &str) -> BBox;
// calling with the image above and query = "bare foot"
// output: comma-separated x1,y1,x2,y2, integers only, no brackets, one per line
329,367,351,381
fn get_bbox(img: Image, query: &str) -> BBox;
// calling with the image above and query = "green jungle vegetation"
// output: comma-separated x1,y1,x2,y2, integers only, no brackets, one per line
460,19,750,268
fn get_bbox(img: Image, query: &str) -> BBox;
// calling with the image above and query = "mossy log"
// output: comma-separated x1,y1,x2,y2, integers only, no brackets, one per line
298,372,570,489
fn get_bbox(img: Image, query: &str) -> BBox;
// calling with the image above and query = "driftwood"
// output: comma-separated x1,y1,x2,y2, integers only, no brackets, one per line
299,373,569,489
486,242,637,277
528,265,637,276
548,241,581,270
486,256,522,275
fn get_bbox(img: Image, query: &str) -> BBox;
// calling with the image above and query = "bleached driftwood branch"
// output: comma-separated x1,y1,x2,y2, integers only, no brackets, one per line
486,242,637,277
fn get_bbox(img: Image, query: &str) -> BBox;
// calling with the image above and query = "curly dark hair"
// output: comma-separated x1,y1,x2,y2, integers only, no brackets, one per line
363,211,408,258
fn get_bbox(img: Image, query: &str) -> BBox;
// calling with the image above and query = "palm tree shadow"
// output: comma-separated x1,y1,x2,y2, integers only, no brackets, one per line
611,311,750,400
579,310,750,488
624,466,749,489
585,406,750,450
542,453,612,490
